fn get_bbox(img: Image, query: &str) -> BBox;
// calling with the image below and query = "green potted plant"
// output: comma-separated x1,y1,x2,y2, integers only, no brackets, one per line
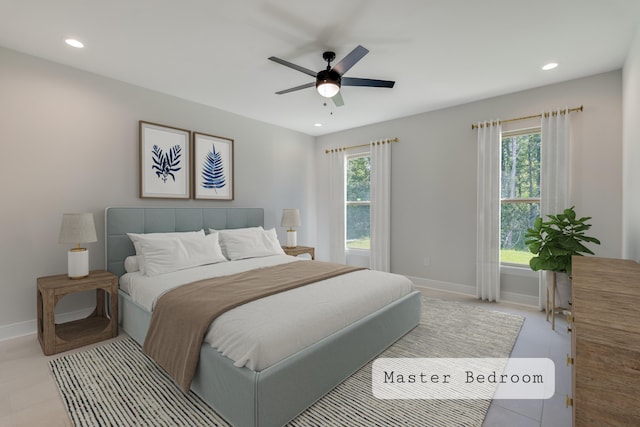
525,206,600,274
525,206,600,309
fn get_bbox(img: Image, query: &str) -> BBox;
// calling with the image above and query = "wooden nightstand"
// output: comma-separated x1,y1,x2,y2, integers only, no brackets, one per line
37,270,118,355
282,245,315,260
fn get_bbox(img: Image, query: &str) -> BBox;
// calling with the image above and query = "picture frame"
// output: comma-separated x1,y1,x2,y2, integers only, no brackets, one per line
139,121,191,199
193,132,234,200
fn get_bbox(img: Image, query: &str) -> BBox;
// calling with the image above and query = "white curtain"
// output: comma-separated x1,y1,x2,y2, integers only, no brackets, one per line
539,108,571,308
329,150,346,264
370,140,392,272
476,121,502,302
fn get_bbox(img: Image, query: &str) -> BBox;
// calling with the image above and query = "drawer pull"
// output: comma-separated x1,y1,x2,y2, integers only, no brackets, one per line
566,354,574,366
566,395,573,407
566,314,573,323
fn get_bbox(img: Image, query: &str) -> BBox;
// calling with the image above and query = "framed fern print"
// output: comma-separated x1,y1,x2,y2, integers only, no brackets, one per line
193,132,234,200
139,121,191,199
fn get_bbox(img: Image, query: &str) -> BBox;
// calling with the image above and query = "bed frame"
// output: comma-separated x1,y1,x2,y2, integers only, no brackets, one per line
105,207,421,427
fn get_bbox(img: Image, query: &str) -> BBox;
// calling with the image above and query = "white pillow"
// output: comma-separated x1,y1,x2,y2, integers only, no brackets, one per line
180,232,227,268
211,227,282,260
127,229,205,246
127,230,226,276
124,256,140,273
135,236,189,276
262,228,286,255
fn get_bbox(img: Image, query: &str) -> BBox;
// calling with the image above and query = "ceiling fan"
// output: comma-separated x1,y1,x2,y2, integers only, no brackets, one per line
268,45,395,107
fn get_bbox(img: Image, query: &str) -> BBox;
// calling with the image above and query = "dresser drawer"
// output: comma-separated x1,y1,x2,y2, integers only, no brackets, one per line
574,340,640,426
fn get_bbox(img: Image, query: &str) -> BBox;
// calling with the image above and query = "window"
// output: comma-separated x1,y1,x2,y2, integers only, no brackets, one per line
501,129,540,265
346,154,370,250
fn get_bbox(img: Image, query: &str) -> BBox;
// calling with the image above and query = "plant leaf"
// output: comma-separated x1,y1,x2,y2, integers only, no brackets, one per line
201,144,226,190
529,257,543,271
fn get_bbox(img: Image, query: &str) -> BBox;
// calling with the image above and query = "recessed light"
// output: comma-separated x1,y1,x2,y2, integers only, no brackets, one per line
542,62,558,71
314,123,323,127
65,38,84,48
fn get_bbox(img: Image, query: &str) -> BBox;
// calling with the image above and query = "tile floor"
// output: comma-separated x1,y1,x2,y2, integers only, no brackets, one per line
0,287,572,427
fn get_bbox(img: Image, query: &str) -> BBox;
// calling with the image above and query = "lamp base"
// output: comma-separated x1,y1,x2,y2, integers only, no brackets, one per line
286,230,297,248
68,248,89,279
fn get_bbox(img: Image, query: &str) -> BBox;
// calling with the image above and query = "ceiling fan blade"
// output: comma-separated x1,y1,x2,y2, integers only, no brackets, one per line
332,91,345,107
332,45,369,76
342,77,395,88
268,56,317,77
275,82,315,95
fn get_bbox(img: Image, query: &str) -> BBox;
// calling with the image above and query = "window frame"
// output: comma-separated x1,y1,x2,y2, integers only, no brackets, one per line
345,151,371,253
500,127,541,268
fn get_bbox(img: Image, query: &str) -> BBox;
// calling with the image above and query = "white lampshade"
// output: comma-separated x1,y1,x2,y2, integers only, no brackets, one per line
281,209,301,230
59,213,97,279
281,209,301,248
59,213,97,245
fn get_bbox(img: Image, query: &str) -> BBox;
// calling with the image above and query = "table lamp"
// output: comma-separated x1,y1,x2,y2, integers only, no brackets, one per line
281,208,301,248
58,213,97,279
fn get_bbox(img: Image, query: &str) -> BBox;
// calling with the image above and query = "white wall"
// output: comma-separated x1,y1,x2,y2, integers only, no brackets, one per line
0,47,316,338
316,71,623,302
623,26,640,261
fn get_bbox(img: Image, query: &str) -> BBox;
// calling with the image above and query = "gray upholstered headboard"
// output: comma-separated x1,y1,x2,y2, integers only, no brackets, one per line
105,207,264,277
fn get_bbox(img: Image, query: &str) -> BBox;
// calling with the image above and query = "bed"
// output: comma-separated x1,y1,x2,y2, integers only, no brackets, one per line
105,207,421,427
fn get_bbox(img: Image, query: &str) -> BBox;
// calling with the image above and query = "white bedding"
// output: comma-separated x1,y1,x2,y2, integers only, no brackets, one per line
120,255,414,371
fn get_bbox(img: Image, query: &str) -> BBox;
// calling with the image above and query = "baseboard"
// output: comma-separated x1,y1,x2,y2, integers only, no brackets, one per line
406,276,539,308
407,276,476,296
500,291,540,307
0,307,94,342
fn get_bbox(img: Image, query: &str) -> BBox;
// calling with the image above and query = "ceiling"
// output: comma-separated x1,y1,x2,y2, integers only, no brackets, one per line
1,1,639,136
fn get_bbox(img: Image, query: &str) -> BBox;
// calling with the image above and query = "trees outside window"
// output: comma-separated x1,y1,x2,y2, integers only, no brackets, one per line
346,155,370,250
501,129,540,265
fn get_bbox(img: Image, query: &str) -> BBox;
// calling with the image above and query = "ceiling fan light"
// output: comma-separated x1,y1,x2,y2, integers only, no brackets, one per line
317,81,340,98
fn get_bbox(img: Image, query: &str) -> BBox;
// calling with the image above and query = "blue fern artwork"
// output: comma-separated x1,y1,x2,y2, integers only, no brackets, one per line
201,144,226,191
151,144,182,183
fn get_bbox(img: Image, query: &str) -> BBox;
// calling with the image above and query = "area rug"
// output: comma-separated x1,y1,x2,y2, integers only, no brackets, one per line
50,297,524,427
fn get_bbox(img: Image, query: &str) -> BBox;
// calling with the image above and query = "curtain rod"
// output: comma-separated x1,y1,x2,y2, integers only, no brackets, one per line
324,137,399,154
471,105,583,129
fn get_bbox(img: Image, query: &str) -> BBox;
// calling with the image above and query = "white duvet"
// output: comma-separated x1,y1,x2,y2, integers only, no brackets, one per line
120,255,414,371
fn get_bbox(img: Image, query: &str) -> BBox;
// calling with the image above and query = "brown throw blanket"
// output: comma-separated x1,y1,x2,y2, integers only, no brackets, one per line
143,260,365,392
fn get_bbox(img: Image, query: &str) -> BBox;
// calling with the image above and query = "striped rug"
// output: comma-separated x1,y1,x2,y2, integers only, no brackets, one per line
50,297,523,426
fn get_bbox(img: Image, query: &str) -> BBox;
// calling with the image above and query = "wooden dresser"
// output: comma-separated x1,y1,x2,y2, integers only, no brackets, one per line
570,256,640,426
